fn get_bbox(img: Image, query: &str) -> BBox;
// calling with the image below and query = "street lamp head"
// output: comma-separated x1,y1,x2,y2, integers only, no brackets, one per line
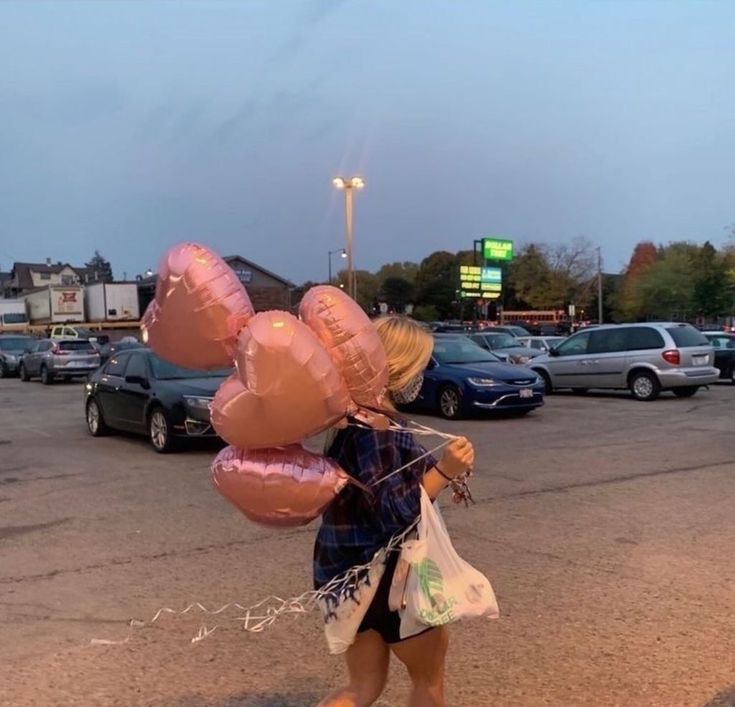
340,249,347,258
332,177,346,190
350,176,365,189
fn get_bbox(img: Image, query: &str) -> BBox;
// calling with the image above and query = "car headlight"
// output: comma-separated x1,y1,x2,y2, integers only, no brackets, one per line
4,354,16,363
468,377,500,387
183,395,213,412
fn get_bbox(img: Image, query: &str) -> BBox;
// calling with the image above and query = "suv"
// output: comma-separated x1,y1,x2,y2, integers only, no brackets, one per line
530,323,719,401
19,338,101,384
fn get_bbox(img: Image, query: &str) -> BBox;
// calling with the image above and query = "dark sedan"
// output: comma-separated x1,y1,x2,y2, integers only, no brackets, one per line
703,331,735,383
84,348,230,452
405,334,545,419
0,334,35,378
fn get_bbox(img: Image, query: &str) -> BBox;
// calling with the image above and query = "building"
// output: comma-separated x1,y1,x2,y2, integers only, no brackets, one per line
3,260,101,298
137,254,293,315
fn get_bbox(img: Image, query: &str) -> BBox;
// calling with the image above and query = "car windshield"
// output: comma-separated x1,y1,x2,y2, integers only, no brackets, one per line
666,325,708,347
0,337,32,351
510,326,530,336
434,338,501,364
486,333,517,348
58,340,96,352
150,354,231,380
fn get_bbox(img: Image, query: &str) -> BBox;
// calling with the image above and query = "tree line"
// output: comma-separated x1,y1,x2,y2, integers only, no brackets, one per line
297,234,735,323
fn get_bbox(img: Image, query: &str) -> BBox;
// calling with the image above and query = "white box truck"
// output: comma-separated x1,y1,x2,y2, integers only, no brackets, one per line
23,285,85,324
84,282,140,322
0,300,29,329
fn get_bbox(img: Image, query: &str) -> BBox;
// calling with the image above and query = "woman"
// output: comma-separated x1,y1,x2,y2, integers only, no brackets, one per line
315,316,475,707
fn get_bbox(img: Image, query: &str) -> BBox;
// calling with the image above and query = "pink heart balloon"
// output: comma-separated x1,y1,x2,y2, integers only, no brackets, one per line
210,311,352,449
299,285,388,410
141,242,254,369
211,445,349,527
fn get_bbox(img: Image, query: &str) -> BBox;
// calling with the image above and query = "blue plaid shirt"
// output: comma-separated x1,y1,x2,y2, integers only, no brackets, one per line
313,424,436,588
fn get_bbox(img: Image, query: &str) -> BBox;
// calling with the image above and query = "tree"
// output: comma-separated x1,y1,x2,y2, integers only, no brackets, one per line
375,261,419,285
619,241,658,319
335,269,380,313
380,276,414,311
506,244,552,308
633,245,695,320
691,241,734,318
290,280,320,311
414,251,458,319
85,250,114,283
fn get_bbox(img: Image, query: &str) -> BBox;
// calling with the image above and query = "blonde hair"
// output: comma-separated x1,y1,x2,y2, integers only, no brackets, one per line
374,316,433,394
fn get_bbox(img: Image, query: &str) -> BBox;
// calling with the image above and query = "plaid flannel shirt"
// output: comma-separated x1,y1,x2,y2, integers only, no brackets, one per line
313,424,436,588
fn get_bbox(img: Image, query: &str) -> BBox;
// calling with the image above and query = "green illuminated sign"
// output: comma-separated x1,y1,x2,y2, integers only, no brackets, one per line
458,265,502,299
483,238,513,262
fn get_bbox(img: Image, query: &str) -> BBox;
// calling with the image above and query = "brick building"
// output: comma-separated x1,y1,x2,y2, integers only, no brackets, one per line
137,254,293,314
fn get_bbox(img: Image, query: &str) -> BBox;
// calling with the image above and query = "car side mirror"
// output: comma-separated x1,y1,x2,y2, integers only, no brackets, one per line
548,348,560,357
125,374,149,388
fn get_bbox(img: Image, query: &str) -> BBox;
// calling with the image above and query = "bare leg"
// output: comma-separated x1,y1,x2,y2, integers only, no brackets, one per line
318,629,390,707
391,627,448,707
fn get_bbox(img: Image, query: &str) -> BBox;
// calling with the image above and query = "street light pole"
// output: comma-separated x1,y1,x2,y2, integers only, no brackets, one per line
332,176,365,301
597,246,604,324
328,248,347,285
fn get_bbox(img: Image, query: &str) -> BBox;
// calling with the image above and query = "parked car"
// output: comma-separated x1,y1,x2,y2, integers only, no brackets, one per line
488,324,531,337
401,334,544,419
702,331,735,384
468,331,542,364
0,334,35,378
84,348,230,452
97,338,144,364
19,338,101,384
529,322,719,401
516,335,566,353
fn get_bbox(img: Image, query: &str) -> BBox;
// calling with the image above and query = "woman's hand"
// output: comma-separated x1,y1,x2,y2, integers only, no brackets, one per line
438,437,475,479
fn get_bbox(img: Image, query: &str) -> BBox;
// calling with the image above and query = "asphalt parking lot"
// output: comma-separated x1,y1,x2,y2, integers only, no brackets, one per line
1,378,734,707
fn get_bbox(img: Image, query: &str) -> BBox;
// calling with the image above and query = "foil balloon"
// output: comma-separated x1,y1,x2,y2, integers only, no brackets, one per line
210,310,352,449
141,242,254,369
299,285,388,410
211,444,349,527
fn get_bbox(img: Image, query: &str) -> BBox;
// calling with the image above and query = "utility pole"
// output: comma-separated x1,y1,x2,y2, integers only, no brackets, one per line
597,246,604,324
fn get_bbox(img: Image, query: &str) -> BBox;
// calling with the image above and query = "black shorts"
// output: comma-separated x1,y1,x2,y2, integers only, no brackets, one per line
357,550,434,644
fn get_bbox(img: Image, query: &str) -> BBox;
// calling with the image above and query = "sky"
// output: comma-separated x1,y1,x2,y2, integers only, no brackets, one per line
1,0,734,284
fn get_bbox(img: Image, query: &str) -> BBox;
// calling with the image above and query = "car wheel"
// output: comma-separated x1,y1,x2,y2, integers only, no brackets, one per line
437,385,463,420
672,386,699,398
730,366,735,385
629,370,660,401
0,363,6,379
149,407,177,453
40,365,54,385
19,363,30,382
535,370,553,395
86,398,109,436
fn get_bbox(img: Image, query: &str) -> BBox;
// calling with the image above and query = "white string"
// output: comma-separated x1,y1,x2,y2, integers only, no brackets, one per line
90,419,453,647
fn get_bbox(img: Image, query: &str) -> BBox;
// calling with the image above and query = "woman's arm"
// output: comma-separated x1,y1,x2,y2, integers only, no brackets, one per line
421,437,475,499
